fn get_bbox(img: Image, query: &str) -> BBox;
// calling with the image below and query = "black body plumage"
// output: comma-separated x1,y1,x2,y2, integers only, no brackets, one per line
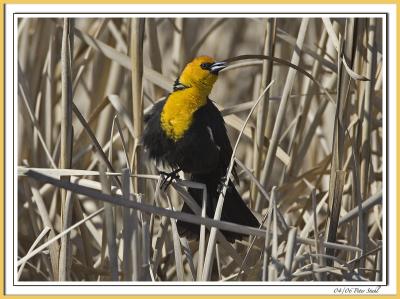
143,97,260,241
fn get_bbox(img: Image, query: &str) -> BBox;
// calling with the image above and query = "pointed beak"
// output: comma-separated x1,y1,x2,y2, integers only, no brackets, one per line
210,61,227,75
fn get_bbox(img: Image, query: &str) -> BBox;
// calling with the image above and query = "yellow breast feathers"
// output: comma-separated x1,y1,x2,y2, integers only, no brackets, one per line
160,89,207,141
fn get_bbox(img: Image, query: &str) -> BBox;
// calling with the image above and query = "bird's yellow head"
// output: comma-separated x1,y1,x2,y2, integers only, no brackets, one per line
160,56,227,141
177,56,227,95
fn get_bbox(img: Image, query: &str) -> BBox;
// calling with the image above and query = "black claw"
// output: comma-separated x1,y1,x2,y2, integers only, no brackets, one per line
159,169,181,191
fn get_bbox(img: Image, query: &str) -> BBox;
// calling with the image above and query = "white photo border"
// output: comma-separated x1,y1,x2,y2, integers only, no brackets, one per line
5,3,397,296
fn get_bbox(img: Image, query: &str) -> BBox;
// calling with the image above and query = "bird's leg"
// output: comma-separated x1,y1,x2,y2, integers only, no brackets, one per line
159,168,181,191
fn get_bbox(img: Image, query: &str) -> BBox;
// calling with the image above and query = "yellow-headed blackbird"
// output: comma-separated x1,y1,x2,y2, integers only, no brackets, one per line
143,56,259,241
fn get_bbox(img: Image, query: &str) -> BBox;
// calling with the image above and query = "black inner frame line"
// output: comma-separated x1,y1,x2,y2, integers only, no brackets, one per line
8,11,389,290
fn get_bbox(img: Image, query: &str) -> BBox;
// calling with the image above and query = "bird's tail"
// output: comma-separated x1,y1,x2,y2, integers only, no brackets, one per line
177,171,260,241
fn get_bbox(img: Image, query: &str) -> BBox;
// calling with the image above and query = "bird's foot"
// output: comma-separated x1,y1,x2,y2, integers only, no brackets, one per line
217,176,229,194
159,169,181,191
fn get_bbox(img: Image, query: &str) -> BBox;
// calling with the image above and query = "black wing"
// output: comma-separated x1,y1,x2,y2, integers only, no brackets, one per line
142,99,170,163
143,97,236,177
200,99,235,177
206,100,233,169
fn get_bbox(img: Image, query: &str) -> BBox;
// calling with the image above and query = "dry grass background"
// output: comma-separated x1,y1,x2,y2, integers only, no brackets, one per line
17,17,383,282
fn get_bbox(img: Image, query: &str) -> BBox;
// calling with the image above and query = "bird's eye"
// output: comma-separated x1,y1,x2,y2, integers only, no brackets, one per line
200,63,212,70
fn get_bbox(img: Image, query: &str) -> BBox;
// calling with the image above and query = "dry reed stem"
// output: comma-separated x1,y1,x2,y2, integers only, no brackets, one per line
252,18,276,202
18,62,57,168
22,168,372,278
201,81,275,280
44,27,56,152
358,18,377,271
146,18,164,99
256,19,309,212
284,26,328,179
122,168,140,280
17,227,51,279
99,165,119,280
325,19,356,266
18,207,105,267
59,18,74,281
166,196,185,281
